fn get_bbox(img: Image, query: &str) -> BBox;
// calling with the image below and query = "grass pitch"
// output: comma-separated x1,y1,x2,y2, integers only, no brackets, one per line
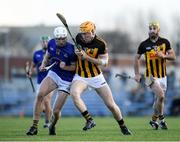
0,116,179,141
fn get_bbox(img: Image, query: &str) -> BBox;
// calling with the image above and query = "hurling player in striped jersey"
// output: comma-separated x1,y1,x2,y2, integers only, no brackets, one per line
134,21,176,130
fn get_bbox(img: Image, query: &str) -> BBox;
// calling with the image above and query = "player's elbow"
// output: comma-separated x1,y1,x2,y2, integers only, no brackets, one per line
167,55,176,61
172,55,176,60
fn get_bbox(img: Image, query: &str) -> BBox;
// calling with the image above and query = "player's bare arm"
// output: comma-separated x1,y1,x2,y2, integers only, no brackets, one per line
39,52,50,71
134,54,142,82
26,61,35,78
28,62,35,77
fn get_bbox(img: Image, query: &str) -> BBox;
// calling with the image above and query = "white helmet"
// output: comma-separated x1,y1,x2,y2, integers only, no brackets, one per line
54,26,67,38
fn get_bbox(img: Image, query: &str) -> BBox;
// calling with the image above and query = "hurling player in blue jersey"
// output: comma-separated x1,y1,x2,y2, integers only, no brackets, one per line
26,35,53,128
26,26,77,136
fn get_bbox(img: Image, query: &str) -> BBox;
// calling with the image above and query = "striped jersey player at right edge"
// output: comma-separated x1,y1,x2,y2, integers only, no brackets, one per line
70,21,132,135
134,21,176,130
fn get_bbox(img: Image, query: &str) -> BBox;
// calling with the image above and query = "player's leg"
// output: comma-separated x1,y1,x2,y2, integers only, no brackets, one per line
70,80,88,112
150,79,167,129
96,84,132,135
35,84,45,118
26,77,57,135
150,97,159,130
49,91,68,135
158,78,168,129
70,80,96,131
151,84,165,117
43,92,53,128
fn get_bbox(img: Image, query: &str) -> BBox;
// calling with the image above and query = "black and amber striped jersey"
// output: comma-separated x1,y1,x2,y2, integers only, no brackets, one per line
137,37,171,78
76,33,107,78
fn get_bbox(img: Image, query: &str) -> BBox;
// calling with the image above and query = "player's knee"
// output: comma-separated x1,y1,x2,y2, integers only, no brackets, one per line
46,94,51,100
70,89,80,98
43,97,50,105
158,90,165,102
37,91,45,101
158,95,165,102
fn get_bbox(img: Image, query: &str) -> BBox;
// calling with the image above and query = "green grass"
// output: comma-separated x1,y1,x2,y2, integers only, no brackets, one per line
0,116,179,141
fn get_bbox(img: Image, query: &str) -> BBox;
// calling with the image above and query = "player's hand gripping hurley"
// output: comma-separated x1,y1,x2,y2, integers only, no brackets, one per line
25,61,35,93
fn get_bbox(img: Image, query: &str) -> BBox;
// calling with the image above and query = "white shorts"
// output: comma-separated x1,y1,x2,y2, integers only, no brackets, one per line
46,70,71,94
72,73,107,89
154,76,167,92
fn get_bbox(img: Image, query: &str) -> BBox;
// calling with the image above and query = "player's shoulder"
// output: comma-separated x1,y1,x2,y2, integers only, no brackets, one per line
158,36,170,43
76,33,81,39
66,42,75,54
34,49,43,55
75,33,83,44
138,38,150,48
48,39,56,51
141,38,150,45
65,42,74,50
48,38,56,45
95,35,107,47
66,41,74,47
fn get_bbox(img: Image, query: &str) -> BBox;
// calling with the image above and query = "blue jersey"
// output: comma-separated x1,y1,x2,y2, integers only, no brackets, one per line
33,49,48,84
48,39,77,82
